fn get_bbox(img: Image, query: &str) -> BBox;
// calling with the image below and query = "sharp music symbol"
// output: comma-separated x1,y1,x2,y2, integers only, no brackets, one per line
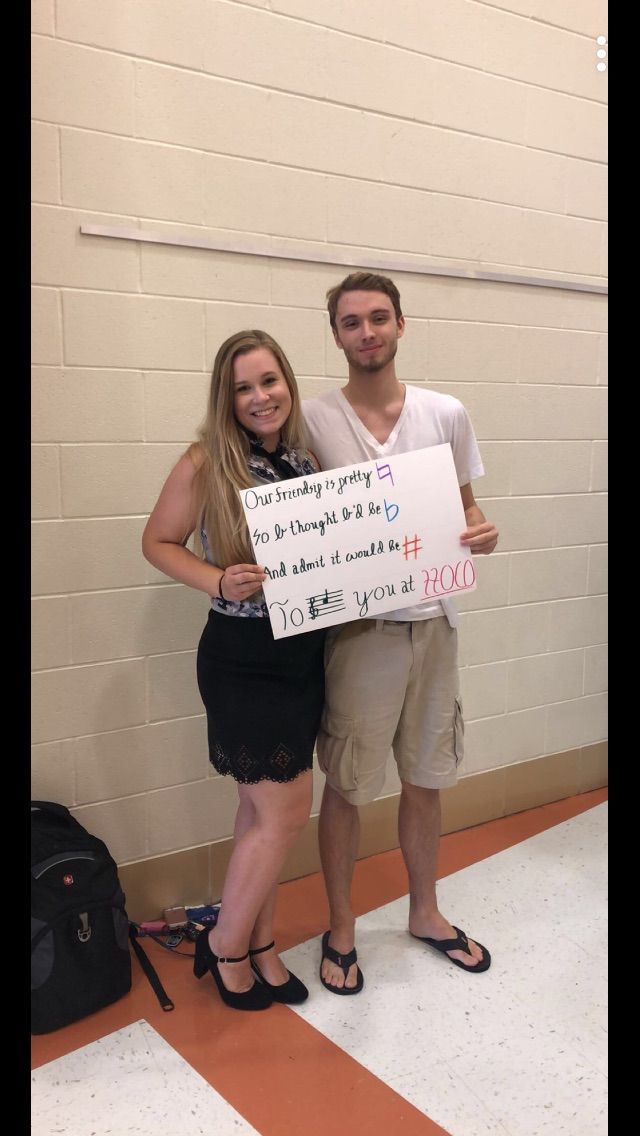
402,534,423,560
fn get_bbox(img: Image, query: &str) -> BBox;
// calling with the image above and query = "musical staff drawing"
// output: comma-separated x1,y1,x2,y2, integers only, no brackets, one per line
306,589,346,621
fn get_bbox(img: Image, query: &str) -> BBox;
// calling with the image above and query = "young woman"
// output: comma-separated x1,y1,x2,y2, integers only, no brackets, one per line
142,330,326,1011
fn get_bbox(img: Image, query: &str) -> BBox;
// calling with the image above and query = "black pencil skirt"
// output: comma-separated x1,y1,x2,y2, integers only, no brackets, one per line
196,609,326,785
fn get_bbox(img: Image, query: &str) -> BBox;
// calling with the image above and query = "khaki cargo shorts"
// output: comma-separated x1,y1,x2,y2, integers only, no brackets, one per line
317,617,464,805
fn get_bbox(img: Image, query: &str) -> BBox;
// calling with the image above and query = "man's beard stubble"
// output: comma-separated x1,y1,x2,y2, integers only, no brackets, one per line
345,339,398,374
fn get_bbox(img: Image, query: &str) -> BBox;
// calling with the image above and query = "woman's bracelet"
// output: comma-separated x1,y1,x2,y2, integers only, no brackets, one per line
218,573,227,601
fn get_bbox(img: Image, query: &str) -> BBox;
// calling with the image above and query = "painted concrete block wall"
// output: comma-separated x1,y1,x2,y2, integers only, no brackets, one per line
31,0,607,865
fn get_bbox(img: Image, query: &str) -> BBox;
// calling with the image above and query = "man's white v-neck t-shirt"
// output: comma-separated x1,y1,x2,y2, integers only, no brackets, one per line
302,384,484,624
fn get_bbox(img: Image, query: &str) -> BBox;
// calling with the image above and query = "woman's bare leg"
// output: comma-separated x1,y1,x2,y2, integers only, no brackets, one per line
210,772,312,992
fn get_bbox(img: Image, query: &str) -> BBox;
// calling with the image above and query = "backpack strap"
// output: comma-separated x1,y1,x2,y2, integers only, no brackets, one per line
128,924,174,1012
31,801,72,819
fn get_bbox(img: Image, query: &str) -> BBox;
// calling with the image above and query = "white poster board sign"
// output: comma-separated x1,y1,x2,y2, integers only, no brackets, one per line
240,444,476,639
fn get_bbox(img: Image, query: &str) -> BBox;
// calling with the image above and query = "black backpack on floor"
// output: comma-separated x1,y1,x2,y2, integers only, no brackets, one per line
31,800,133,1034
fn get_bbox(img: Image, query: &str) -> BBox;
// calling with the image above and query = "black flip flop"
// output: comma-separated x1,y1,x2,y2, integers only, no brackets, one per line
319,930,364,995
411,925,491,973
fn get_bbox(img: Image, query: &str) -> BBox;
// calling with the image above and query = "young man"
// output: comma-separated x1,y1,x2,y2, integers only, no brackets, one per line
302,272,499,993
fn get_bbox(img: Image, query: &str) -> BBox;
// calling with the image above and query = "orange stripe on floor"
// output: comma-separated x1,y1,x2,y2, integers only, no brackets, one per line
31,788,607,1136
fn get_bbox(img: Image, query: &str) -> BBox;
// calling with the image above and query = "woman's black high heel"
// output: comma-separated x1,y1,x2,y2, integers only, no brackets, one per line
193,929,272,1010
249,941,309,1004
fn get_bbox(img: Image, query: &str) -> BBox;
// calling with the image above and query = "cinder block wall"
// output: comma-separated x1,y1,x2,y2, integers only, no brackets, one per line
32,0,607,874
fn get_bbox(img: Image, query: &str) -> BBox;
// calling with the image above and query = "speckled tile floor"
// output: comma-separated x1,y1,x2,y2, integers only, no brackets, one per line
285,802,608,1136
31,1019,260,1135
31,789,607,1136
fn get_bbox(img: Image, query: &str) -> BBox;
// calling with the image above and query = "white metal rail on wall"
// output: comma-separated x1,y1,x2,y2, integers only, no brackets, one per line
80,224,607,295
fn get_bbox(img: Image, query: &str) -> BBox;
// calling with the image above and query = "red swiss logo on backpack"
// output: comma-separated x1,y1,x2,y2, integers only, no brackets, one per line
63,874,74,886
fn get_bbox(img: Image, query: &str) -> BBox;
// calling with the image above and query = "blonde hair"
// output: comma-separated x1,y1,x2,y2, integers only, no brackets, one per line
192,330,307,567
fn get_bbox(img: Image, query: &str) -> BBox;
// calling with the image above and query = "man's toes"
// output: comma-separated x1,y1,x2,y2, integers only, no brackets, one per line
323,964,344,988
449,940,482,967
461,953,480,968
447,951,470,966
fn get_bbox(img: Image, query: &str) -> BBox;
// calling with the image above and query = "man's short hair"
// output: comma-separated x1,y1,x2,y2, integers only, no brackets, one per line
326,272,403,330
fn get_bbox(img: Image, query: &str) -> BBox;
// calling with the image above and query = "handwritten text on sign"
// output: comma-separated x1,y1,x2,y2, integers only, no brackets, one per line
240,444,476,639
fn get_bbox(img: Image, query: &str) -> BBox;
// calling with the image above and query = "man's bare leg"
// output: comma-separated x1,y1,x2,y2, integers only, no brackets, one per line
399,781,483,966
318,782,361,989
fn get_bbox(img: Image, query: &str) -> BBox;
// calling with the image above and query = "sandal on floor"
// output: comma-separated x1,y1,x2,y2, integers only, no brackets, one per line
319,930,364,995
411,925,491,973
